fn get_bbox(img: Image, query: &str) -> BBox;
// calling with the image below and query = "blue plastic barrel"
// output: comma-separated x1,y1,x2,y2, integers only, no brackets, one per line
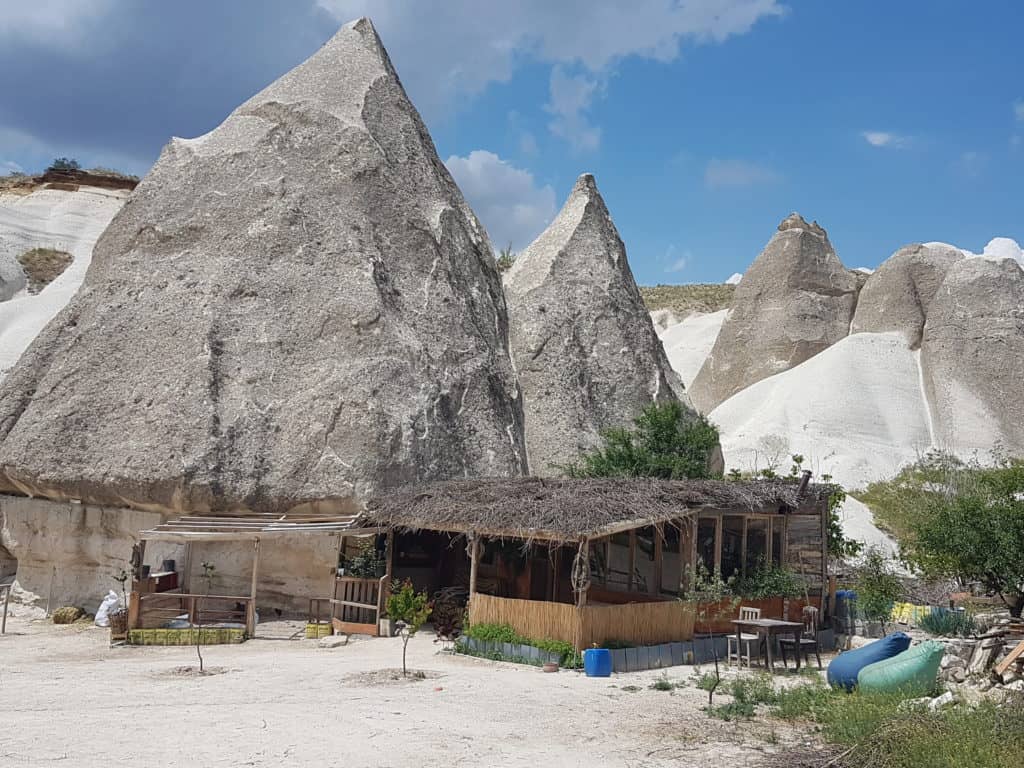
583,648,612,677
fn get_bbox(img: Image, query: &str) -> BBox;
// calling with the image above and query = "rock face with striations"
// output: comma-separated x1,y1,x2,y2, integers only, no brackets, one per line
921,256,1024,455
688,213,859,413
504,174,716,475
851,243,964,347
0,18,526,514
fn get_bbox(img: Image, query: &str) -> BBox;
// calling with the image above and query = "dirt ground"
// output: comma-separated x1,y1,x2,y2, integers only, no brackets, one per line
0,616,828,767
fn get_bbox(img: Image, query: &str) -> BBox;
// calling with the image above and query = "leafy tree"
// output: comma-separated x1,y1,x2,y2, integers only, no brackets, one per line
860,455,1024,617
565,401,721,479
50,157,80,171
852,546,904,627
495,243,515,273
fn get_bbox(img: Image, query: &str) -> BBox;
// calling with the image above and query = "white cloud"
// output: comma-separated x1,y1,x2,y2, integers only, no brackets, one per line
861,131,909,148
1015,100,1024,122
964,237,1024,269
956,150,987,178
317,1,786,136
546,68,602,151
663,246,691,273
518,132,539,157
704,158,780,188
0,0,113,44
2,160,23,174
445,150,556,251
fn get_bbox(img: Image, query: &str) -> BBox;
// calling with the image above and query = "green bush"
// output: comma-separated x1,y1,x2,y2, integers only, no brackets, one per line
733,561,805,600
565,401,721,480
919,608,977,637
461,622,581,667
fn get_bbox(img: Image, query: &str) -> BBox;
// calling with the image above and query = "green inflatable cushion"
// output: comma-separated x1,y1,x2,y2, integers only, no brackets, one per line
856,640,945,695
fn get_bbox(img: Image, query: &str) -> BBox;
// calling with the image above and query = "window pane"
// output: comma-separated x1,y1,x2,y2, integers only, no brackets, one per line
772,519,783,566
607,532,631,591
746,518,769,573
721,516,744,581
589,538,608,585
635,526,657,593
697,518,717,574
661,524,682,596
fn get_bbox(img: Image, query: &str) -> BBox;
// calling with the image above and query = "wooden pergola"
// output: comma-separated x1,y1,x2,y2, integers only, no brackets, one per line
133,512,382,637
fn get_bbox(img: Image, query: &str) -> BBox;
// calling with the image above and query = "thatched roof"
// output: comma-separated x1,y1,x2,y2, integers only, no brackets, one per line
364,477,830,543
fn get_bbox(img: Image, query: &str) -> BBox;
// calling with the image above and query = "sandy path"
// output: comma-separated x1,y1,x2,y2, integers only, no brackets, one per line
0,617,812,767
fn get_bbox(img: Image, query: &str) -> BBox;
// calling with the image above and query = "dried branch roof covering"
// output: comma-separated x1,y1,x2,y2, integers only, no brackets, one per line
364,477,830,542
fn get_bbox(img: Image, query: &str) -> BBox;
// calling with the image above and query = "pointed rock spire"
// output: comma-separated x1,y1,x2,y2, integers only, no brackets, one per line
689,212,859,413
0,18,526,514
851,243,964,347
504,174,715,476
922,257,1024,455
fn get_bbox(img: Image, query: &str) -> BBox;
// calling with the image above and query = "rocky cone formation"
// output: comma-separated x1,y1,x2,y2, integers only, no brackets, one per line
851,242,964,347
689,213,860,413
921,257,1024,454
0,18,526,514
504,174,715,475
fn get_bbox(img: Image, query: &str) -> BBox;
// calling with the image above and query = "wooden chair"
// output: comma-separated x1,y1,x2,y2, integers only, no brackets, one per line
728,605,762,667
779,606,822,669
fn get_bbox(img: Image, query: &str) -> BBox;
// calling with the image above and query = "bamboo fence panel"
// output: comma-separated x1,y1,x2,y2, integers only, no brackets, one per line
470,593,580,646
579,600,695,648
469,593,698,650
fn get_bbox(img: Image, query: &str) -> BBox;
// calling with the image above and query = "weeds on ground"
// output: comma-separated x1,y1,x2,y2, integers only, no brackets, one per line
650,673,677,691
706,674,777,721
767,680,1024,768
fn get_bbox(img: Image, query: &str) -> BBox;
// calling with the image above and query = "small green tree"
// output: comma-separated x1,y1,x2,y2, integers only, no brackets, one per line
565,401,721,479
50,157,80,171
852,547,903,629
681,564,737,708
386,579,431,676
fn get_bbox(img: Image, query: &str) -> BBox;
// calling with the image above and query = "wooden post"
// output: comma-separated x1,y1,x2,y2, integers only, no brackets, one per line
740,516,749,578
181,541,193,594
384,530,394,584
127,591,141,630
653,524,664,595
468,533,480,598
627,530,637,592
1,583,10,634
713,515,723,575
246,538,260,638
575,539,589,608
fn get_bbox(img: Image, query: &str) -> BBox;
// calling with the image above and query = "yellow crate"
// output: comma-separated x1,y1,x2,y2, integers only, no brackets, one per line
306,622,332,639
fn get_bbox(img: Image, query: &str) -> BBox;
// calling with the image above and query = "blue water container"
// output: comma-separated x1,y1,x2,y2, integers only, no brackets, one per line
583,648,612,677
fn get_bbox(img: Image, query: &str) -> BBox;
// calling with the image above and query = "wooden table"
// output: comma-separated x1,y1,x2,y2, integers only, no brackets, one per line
731,618,805,672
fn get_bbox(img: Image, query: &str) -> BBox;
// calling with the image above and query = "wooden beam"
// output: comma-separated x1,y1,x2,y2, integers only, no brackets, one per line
468,533,481,598
575,539,589,608
246,538,260,637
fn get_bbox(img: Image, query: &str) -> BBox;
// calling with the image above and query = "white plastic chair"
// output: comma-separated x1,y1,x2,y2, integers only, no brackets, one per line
728,606,762,667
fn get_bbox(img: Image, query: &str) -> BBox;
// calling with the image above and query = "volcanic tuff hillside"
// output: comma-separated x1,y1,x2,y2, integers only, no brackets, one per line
0,182,131,378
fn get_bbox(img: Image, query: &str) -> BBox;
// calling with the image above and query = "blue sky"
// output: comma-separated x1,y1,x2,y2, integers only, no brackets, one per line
1,1,1021,284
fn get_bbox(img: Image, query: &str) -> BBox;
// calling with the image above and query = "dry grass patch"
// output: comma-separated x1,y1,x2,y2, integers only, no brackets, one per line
17,247,73,293
640,283,735,316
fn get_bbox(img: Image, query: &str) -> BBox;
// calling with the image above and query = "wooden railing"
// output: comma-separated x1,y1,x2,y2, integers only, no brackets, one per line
128,591,255,636
309,575,387,636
